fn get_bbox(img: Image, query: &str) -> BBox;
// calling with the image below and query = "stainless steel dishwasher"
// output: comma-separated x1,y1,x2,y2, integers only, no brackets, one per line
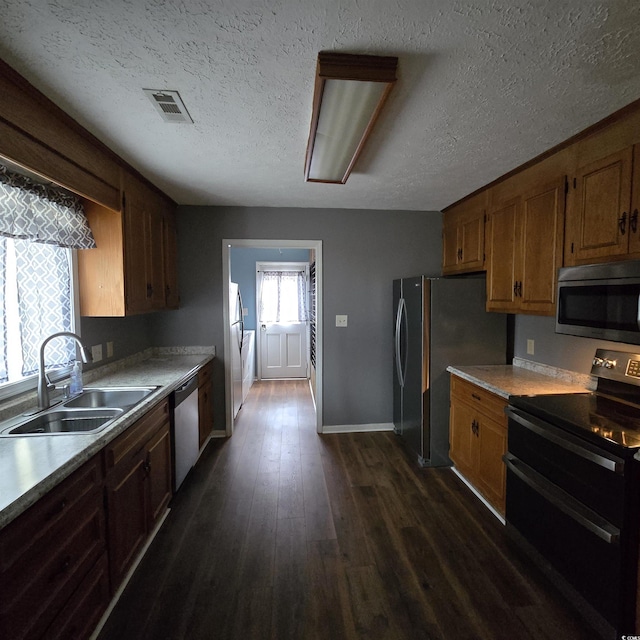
173,375,199,491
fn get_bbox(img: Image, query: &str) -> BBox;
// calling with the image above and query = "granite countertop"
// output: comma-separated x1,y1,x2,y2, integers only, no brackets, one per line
0,347,215,531
447,358,593,400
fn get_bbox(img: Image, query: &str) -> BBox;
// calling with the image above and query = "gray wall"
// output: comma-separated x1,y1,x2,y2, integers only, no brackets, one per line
149,206,442,429
80,315,153,371
514,314,633,374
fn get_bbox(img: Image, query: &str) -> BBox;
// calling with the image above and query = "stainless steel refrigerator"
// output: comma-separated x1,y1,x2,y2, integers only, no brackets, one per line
230,282,244,419
393,276,506,467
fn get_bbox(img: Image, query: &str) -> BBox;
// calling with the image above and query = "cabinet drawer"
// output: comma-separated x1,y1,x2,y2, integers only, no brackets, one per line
105,399,169,469
0,456,103,574
451,376,507,427
0,491,106,640
43,552,110,640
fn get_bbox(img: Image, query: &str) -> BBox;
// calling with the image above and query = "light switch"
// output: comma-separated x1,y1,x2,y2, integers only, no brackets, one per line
336,315,348,327
92,344,103,362
527,339,535,355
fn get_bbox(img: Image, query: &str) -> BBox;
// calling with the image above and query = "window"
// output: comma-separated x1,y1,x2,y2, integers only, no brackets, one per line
1,237,75,385
0,161,95,394
258,269,308,323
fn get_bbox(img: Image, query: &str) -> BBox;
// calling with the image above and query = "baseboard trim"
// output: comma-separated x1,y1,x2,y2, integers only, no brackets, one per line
322,422,394,434
451,467,505,525
210,430,227,438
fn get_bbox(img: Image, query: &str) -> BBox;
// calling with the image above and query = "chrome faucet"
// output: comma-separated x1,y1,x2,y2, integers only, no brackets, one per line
37,332,93,410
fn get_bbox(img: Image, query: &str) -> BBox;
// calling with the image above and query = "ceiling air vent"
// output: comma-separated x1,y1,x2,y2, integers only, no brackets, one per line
143,89,193,123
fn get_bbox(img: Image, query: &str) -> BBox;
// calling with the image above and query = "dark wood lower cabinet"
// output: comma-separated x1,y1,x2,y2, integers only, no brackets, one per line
148,422,172,524
105,457,148,588
104,400,172,589
0,457,108,640
44,552,111,640
198,361,214,447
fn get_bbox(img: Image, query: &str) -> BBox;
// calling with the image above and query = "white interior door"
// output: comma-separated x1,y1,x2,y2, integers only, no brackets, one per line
260,322,307,378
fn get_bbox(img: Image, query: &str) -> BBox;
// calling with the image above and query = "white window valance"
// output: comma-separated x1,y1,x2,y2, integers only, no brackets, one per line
0,163,96,249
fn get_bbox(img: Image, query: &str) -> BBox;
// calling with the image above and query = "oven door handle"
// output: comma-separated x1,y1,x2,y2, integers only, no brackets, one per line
504,454,620,545
506,407,624,475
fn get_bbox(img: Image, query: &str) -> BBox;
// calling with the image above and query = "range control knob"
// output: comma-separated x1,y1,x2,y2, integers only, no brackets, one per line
604,359,617,369
593,357,605,367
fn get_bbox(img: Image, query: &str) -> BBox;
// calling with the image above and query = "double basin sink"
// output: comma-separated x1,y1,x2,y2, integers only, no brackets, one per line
0,387,158,436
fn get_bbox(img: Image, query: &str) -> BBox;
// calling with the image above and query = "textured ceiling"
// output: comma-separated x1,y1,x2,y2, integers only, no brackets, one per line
0,1,639,210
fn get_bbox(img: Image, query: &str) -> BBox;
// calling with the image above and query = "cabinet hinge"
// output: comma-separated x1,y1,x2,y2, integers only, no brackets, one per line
571,242,574,254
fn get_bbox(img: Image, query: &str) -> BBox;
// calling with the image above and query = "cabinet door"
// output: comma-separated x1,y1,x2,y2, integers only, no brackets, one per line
43,553,110,640
442,214,461,273
519,177,566,315
475,416,507,515
105,457,147,588
486,198,519,312
147,205,166,310
449,399,477,479
569,147,633,262
147,422,172,527
123,175,151,314
628,145,640,256
442,205,485,275
163,209,179,309
198,379,213,448
459,212,484,270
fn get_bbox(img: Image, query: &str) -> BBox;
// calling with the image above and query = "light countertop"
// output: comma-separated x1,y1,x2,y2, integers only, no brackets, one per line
0,348,214,531
447,360,592,400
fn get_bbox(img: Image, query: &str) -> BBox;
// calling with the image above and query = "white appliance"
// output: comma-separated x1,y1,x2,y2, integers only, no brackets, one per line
173,375,199,490
242,329,255,403
230,282,244,418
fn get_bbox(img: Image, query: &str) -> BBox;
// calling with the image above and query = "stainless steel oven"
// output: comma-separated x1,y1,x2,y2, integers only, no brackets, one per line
506,349,640,639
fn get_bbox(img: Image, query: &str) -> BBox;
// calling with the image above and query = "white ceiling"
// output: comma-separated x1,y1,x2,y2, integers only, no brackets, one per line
0,1,639,211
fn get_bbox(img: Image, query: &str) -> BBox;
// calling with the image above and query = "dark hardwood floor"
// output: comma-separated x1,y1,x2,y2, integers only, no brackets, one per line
97,380,598,639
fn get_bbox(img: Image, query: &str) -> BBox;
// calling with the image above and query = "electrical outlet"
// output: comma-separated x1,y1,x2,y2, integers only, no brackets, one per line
527,339,535,355
336,315,348,327
107,341,114,358
92,344,103,362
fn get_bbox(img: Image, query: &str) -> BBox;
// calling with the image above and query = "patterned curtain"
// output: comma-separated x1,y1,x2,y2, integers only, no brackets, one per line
0,162,88,380
15,240,74,376
0,163,95,249
0,239,7,383
259,270,308,323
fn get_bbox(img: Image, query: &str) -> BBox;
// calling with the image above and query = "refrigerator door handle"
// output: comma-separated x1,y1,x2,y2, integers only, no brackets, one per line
395,297,407,387
401,297,409,385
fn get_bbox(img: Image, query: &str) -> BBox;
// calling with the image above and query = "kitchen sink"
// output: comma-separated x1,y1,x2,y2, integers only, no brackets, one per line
63,386,158,409
2,408,123,435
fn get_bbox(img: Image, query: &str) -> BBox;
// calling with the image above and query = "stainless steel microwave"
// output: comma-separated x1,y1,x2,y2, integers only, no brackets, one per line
556,261,640,344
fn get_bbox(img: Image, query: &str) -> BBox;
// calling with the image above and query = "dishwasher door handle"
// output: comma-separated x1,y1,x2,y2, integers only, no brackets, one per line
175,375,199,404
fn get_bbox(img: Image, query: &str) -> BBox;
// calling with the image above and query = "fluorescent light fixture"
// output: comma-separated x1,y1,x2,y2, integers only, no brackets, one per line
304,52,398,184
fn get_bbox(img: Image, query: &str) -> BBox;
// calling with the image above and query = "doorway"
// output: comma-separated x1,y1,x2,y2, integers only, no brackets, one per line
222,239,323,436
256,261,309,380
